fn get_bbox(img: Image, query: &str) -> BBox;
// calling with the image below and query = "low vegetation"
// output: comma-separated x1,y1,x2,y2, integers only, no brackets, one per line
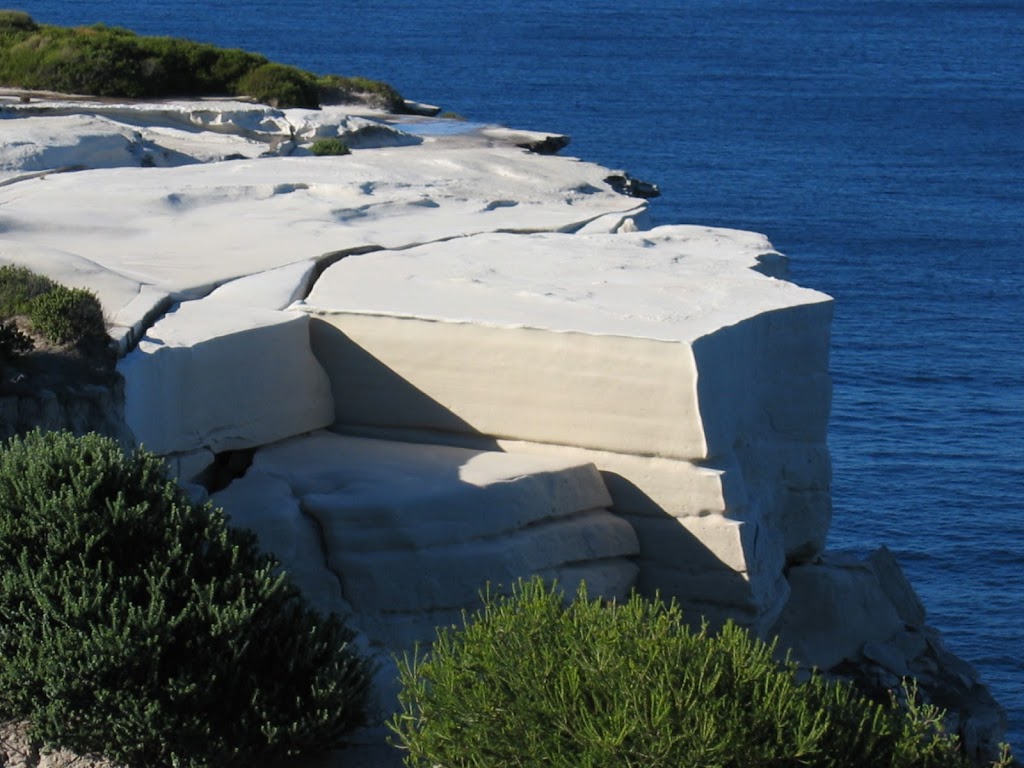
391,577,1011,768
0,265,107,358
316,73,405,111
0,11,403,109
0,430,372,768
310,137,351,156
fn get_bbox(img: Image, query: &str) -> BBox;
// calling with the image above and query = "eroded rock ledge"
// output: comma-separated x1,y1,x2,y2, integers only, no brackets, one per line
0,90,1006,763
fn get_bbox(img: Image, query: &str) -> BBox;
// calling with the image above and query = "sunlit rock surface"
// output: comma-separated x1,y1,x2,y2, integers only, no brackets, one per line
213,430,638,714
302,227,833,630
2,90,1004,757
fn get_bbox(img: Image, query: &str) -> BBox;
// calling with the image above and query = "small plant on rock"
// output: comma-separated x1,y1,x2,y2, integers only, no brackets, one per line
316,74,405,111
0,430,372,768
310,137,351,156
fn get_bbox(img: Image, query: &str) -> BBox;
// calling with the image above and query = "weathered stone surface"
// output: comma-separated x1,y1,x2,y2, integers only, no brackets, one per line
0,721,121,768
1,97,646,348
869,544,927,627
770,552,903,670
118,301,334,456
773,549,1008,764
0,382,131,447
215,431,637,652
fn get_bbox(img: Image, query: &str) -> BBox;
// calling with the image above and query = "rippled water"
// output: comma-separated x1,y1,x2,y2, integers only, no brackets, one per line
17,0,1024,747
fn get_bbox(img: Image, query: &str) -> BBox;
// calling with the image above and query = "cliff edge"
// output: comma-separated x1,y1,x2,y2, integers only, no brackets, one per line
0,89,1006,764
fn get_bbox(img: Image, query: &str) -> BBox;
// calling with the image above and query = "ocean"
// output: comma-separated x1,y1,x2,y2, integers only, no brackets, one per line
14,0,1023,748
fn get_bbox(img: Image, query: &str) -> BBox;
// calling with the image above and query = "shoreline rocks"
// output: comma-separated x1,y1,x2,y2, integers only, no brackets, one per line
0,90,1008,763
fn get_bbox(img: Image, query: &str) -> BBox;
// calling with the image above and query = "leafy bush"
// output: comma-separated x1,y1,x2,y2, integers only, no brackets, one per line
0,264,55,317
0,9,37,33
0,15,405,111
391,578,991,768
317,74,405,111
310,137,351,156
234,62,319,108
27,284,106,347
0,319,32,359
0,431,372,768
0,15,274,100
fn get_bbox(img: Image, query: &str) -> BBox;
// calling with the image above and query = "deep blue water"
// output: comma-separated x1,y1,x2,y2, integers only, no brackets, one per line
15,0,1023,747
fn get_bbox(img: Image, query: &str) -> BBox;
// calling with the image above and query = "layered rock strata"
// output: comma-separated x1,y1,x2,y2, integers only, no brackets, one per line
0,91,1006,758
300,227,833,632
212,430,638,709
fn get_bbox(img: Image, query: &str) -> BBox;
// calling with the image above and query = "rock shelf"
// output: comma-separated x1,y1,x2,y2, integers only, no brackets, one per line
0,90,1005,761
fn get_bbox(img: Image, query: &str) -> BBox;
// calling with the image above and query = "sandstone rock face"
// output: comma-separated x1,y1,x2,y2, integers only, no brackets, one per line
302,227,833,632
772,547,1007,764
213,430,638,712
1,92,1006,760
117,300,334,459
0,380,132,448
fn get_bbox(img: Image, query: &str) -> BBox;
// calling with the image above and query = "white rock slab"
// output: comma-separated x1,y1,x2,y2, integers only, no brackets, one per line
213,472,353,620
219,431,638,651
1,141,642,343
303,226,832,462
204,259,319,310
327,424,742,519
623,511,790,632
117,301,334,455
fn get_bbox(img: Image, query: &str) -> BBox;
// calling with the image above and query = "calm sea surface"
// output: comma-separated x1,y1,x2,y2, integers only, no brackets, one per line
16,0,1023,747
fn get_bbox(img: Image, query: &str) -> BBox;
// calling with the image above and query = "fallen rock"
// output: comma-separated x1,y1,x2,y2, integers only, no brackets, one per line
772,549,1008,764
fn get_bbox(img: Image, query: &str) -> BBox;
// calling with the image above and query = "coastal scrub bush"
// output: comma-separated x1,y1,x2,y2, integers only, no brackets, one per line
0,9,37,33
0,14,404,110
0,319,32,359
0,264,55,316
317,73,405,111
235,62,319,108
310,137,351,156
0,265,106,351
0,430,372,768
390,577,985,768
28,284,106,347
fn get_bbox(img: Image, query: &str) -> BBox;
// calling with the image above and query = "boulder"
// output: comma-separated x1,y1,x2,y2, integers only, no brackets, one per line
771,549,1008,764
771,552,904,670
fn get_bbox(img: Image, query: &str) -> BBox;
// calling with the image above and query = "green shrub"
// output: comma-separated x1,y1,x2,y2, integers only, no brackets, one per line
0,264,56,316
235,62,319,108
0,9,37,33
390,578,988,768
0,319,32,359
27,284,106,347
316,73,405,111
310,137,351,156
0,431,371,768
0,17,404,111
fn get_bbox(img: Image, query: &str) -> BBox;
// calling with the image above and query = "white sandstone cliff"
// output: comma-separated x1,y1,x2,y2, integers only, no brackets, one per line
0,89,1005,763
